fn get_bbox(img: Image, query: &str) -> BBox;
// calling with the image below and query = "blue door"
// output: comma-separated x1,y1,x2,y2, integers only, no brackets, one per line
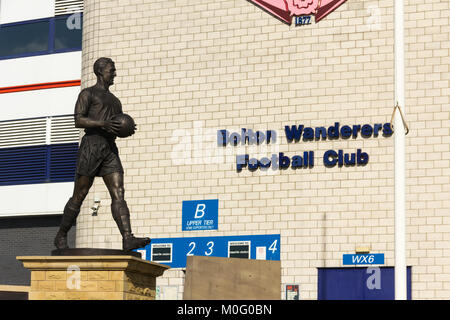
318,267,412,300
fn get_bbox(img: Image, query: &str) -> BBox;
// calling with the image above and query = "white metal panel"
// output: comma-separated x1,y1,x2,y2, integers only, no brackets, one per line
50,115,79,144
0,52,82,87
0,86,80,121
55,0,83,16
0,0,55,24
0,117,47,148
0,182,74,217
0,115,79,148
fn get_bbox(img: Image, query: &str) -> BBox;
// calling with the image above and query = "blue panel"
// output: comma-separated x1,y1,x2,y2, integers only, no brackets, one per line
49,143,78,182
0,145,47,185
0,143,78,186
54,14,83,51
139,234,281,268
182,199,218,231
0,19,49,58
0,15,82,60
318,267,412,300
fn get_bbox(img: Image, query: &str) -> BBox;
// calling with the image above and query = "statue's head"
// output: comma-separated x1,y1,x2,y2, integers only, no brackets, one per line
93,57,116,86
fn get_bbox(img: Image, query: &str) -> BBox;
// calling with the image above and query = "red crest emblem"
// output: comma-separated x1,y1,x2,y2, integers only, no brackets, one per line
248,0,347,25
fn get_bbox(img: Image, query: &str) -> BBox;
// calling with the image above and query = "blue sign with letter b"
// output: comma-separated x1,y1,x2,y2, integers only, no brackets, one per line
182,199,218,231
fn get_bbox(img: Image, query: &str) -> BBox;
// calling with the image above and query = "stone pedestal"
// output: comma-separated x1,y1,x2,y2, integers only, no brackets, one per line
17,255,169,300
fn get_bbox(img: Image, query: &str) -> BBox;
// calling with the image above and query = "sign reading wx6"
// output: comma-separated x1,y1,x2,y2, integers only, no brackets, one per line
248,0,348,25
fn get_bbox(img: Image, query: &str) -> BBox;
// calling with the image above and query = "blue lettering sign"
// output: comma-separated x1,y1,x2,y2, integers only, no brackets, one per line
343,253,385,265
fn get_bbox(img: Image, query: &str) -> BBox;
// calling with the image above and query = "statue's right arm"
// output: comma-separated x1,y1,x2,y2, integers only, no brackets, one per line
74,89,102,129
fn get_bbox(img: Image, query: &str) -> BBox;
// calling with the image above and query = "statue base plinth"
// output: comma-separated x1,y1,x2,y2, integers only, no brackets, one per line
17,254,169,300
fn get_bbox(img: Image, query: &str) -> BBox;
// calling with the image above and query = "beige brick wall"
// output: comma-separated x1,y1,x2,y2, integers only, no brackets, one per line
77,0,450,299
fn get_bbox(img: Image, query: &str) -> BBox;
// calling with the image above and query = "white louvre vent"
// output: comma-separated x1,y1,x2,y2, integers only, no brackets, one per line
0,118,47,148
55,0,84,16
50,115,80,144
0,115,79,149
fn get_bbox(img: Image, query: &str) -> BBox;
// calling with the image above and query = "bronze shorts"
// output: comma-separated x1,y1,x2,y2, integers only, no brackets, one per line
75,134,124,177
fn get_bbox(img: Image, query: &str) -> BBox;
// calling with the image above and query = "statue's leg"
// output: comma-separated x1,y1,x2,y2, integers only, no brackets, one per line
54,175,94,249
103,172,151,251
